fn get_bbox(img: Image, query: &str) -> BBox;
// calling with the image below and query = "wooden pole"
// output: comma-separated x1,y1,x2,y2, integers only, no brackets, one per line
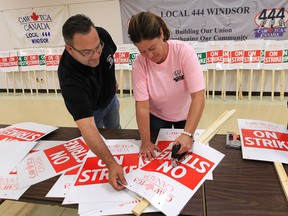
5,72,9,95
248,69,253,100
212,69,216,99
28,71,33,95
33,70,39,95
239,69,243,100
221,70,226,100
236,69,239,100
119,69,124,98
132,109,237,215
260,69,265,100
20,71,25,95
274,162,288,202
129,70,132,97
271,70,275,101
13,71,16,96
280,70,285,101
45,70,49,95
52,70,58,96
205,70,209,99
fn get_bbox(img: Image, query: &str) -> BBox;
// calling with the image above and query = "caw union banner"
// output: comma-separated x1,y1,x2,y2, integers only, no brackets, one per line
120,0,288,43
3,6,68,48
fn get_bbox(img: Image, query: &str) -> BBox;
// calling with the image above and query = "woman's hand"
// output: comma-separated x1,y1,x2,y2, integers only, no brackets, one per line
139,141,161,160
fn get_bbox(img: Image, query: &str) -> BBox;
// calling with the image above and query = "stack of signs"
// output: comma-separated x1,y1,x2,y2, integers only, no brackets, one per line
62,139,158,215
18,48,46,71
0,122,58,199
206,41,224,70
227,41,244,70
0,50,19,72
127,44,139,71
238,119,288,164
192,42,207,72
45,47,64,71
114,44,130,70
124,141,224,216
283,41,288,68
263,40,283,71
242,40,265,70
16,137,89,189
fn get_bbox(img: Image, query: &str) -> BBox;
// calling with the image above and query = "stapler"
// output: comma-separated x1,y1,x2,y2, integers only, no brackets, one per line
171,144,188,167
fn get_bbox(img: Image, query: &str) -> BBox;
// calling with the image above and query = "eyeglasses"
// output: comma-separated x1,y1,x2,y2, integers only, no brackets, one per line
68,40,105,57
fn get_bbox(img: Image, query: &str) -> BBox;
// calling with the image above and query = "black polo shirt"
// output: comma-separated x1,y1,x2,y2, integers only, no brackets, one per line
58,27,117,121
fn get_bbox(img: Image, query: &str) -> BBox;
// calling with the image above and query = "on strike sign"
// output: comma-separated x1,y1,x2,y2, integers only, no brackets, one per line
125,142,224,216
238,119,288,164
0,122,57,142
16,137,89,189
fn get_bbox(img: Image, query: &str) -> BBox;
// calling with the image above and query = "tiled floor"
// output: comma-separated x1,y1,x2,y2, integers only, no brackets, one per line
0,92,287,215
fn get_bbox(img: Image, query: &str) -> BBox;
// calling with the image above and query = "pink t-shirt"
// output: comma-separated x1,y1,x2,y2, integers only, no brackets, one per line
132,40,205,122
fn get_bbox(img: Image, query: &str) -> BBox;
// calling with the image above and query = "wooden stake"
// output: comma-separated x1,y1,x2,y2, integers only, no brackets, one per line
129,70,132,97
236,69,239,100
221,70,226,100
248,69,253,100
119,69,124,98
28,71,33,95
274,162,288,202
13,71,16,96
33,70,38,95
271,70,275,101
52,70,58,96
132,109,237,215
132,198,150,216
260,70,265,100
20,71,25,95
280,70,285,101
239,69,243,100
6,72,9,95
205,70,209,99
45,70,49,95
212,69,216,99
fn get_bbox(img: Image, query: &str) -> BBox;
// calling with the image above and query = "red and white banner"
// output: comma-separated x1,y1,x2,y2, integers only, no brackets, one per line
17,137,89,188
3,6,68,48
124,142,224,216
238,119,288,164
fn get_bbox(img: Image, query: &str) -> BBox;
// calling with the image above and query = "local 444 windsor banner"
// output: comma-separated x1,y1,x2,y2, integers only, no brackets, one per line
3,5,68,48
120,0,288,43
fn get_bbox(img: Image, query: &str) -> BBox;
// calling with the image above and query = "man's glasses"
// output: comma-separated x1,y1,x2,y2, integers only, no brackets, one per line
69,40,105,57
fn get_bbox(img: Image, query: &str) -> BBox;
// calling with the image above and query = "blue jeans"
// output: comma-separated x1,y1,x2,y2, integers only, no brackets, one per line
150,113,186,130
93,95,121,129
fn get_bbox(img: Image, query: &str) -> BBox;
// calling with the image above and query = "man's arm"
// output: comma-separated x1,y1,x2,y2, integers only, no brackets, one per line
76,116,127,190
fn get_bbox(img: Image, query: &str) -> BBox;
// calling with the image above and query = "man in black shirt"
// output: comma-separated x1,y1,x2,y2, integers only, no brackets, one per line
58,14,126,190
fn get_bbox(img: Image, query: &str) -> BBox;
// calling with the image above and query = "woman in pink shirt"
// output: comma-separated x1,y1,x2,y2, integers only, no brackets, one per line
128,11,205,160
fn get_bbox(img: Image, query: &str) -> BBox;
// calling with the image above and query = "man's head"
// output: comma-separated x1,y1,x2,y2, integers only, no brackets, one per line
62,14,104,67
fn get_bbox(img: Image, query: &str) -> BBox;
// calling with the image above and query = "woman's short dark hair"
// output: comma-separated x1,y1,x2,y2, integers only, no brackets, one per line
128,11,170,43
62,14,95,45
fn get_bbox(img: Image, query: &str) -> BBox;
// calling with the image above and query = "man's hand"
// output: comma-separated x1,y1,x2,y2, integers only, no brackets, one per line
108,162,127,191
